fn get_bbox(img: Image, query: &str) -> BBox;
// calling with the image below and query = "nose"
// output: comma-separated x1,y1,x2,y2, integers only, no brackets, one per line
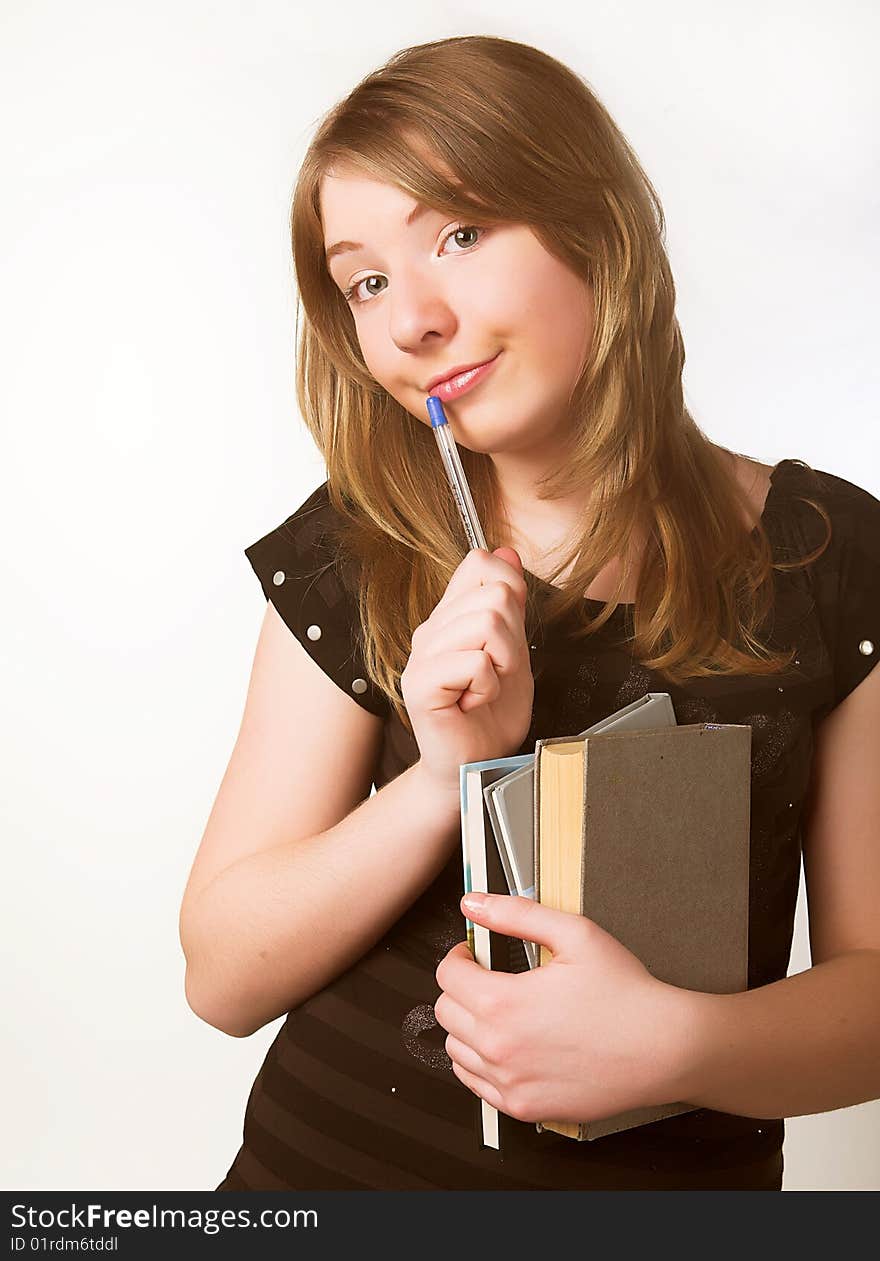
387,266,458,354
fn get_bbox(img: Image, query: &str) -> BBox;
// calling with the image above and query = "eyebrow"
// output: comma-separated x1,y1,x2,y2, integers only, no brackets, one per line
324,202,434,268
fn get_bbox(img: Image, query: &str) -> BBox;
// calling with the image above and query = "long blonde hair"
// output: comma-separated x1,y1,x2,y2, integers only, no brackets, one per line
289,35,830,733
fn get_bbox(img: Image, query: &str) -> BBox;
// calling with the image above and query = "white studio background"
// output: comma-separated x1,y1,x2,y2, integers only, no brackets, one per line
1,0,878,1193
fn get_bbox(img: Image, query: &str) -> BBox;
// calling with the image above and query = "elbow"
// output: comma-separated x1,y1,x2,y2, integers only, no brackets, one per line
196,1007,255,1039
184,968,256,1039
194,1009,254,1039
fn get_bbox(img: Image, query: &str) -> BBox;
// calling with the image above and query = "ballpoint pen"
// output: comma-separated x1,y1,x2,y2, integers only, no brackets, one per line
426,395,489,552
426,393,494,966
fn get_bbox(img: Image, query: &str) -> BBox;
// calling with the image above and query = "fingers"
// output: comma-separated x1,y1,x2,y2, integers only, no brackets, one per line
435,941,511,1011
434,990,503,1077
406,576,529,713
425,605,526,679
428,578,528,646
462,893,597,963
418,558,530,683
403,647,502,714
433,989,478,1047
436,549,528,616
449,1059,503,1110
404,550,530,713
445,1033,490,1081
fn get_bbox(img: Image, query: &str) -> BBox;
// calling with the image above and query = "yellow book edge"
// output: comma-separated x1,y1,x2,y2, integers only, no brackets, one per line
538,741,585,1140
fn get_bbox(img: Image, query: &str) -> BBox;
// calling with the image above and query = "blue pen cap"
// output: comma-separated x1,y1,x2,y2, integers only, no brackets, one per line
426,396,448,428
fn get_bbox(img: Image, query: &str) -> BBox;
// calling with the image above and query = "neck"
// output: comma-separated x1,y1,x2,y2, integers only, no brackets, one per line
493,470,593,578
489,434,591,541
489,449,649,595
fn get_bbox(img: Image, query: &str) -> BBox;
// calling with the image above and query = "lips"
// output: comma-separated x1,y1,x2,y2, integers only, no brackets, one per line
426,352,502,401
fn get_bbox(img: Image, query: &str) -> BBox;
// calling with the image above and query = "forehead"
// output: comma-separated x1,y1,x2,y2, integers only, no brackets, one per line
320,169,419,235
319,140,467,239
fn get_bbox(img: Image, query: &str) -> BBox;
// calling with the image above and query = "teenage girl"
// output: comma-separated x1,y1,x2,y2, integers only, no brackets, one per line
180,36,880,1191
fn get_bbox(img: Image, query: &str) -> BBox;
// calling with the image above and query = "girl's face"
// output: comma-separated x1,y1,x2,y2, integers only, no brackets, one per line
319,165,595,458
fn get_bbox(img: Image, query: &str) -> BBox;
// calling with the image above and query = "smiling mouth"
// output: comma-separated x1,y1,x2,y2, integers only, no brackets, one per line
426,353,502,401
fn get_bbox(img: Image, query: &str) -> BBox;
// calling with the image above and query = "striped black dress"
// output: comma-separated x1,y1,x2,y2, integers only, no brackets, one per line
214,459,880,1190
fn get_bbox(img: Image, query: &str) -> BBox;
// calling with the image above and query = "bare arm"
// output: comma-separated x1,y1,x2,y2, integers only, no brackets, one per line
180,546,531,1040
671,665,880,1118
181,758,461,1037
672,949,880,1118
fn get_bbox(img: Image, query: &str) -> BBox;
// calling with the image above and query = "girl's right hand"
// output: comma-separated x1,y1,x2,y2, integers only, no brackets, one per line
400,546,535,799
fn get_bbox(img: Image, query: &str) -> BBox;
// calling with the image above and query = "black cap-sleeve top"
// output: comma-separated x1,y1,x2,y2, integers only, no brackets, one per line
217,460,879,1190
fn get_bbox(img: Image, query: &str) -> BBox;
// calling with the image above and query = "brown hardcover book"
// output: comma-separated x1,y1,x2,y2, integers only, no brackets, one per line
533,722,751,1141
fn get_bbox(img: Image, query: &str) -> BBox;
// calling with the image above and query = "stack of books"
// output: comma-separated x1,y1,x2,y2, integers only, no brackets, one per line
459,694,751,1149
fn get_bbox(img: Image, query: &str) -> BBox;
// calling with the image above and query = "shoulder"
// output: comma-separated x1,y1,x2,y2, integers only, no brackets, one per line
243,481,389,719
778,461,880,710
247,479,340,563
723,451,880,535
807,462,880,525
775,458,879,515
244,479,359,603
772,459,880,562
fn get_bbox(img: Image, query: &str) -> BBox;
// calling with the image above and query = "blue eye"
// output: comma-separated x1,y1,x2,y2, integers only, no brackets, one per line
342,224,487,306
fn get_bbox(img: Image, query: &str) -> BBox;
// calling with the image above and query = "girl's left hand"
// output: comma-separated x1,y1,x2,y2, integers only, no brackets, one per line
434,893,697,1124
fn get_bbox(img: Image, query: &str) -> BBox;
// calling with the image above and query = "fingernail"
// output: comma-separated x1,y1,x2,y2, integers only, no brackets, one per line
462,893,487,912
